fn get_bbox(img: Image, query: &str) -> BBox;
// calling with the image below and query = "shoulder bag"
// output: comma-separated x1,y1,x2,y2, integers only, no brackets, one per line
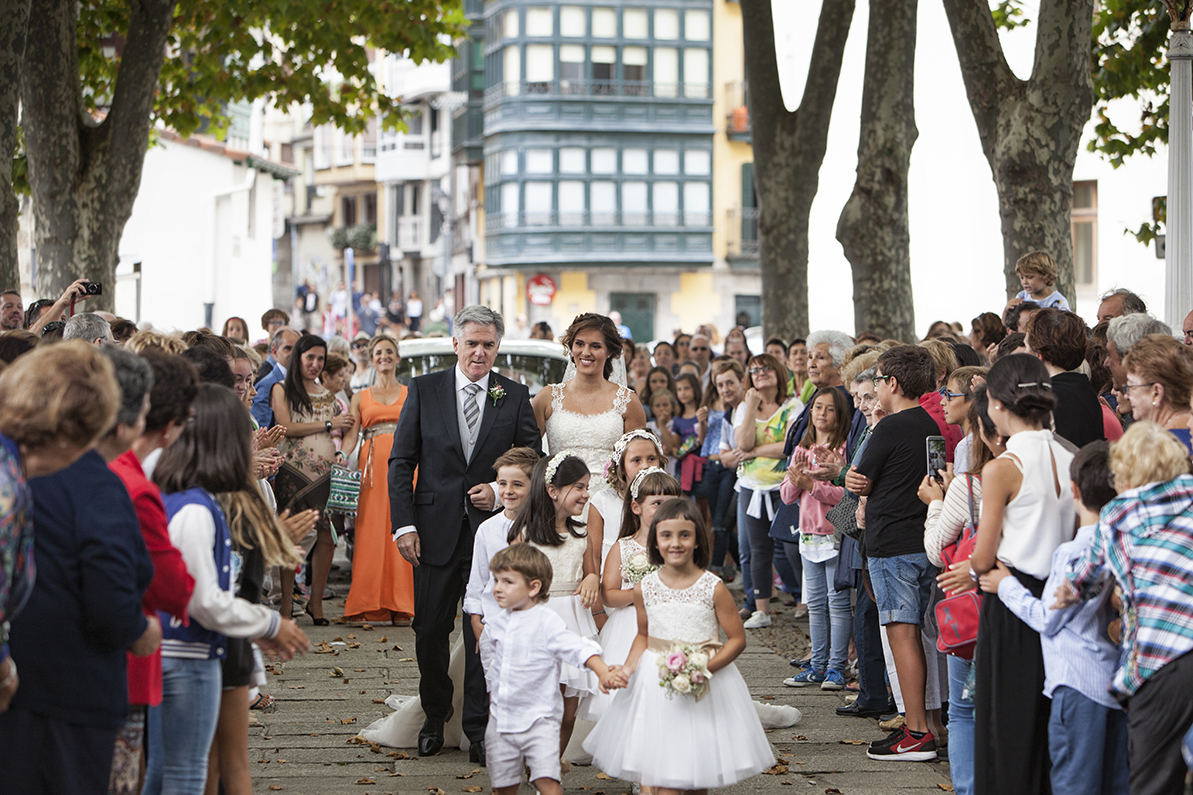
934,474,982,659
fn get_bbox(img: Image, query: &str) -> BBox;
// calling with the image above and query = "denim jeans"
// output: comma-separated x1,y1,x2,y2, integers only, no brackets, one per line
802,553,852,674
854,569,888,711
947,655,975,795
142,656,222,795
1050,685,1129,795
737,515,754,612
702,461,737,568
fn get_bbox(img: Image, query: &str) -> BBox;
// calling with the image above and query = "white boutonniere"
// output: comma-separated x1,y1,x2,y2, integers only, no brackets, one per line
488,384,505,407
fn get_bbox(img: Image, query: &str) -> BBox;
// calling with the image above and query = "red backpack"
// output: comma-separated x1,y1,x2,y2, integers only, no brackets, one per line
935,475,982,659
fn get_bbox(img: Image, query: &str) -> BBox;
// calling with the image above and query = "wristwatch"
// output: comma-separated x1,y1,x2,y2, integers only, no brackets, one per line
325,420,333,432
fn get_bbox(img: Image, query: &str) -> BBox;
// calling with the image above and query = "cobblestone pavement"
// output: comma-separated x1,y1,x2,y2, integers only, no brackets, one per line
249,569,955,794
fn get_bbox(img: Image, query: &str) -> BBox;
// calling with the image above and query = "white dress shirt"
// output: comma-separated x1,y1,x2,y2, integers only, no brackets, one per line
488,603,603,733
393,364,501,540
464,513,513,623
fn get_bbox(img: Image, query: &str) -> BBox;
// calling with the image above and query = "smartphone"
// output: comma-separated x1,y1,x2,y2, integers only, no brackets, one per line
926,436,946,483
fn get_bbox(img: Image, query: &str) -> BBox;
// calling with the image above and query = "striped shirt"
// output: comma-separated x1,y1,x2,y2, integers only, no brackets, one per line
1067,474,1193,698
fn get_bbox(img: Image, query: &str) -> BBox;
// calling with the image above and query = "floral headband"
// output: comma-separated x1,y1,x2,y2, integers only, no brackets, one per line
604,429,665,479
630,466,668,501
545,450,576,484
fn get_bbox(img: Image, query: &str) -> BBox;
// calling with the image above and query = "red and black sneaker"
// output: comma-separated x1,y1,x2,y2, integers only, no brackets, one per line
866,726,937,761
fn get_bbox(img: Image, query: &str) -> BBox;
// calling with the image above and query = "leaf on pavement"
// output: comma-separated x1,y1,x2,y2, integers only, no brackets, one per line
938,786,955,792
331,667,344,677
356,778,375,785
763,764,788,775
838,740,867,745
386,751,409,760
761,694,775,700
462,788,483,793
379,637,388,642
268,787,283,791
340,718,357,724
373,698,386,704
595,772,612,780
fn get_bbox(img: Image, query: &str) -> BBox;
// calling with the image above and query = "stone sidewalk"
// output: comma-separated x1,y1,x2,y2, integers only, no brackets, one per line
249,591,955,794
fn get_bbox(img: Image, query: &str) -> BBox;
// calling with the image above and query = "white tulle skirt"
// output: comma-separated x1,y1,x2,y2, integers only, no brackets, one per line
577,602,638,721
583,649,775,788
545,591,600,698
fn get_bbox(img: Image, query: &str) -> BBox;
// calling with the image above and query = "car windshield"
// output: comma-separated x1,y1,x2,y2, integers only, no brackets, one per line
395,351,568,396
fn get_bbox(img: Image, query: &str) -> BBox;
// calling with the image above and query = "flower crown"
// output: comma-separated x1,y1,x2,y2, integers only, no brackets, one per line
630,466,669,501
545,450,576,484
606,429,665,478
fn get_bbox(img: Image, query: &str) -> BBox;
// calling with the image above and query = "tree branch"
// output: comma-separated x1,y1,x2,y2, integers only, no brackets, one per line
941,0,1018,159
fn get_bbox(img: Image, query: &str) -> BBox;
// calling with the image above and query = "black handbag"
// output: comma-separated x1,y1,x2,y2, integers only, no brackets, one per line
767,494,800,543
825,489,862,542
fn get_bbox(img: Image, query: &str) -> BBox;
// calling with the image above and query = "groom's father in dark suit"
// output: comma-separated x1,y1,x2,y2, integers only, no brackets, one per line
389,305,540,763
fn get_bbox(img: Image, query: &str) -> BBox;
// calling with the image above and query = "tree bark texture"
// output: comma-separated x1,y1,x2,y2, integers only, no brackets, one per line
942,0,1095,305
20,0,176,310
0,0,31,292
837,0,918,341
742,0,855,341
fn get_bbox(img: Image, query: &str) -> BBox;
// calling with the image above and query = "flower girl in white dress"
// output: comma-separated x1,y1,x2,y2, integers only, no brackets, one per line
584,498,775,793
583,467,682,721
508,451,601,764
585,429,667,583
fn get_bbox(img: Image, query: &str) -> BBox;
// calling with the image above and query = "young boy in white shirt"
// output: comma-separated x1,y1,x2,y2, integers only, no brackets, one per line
464,446,538,678
1009,250,1071,311
980,441,1127,795
485,544,623,795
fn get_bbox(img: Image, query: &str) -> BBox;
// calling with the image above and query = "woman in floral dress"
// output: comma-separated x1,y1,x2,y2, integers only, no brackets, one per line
271,334,355,623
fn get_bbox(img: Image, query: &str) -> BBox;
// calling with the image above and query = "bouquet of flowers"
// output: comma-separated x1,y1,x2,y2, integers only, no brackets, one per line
622,551,657,585
657,643,713,701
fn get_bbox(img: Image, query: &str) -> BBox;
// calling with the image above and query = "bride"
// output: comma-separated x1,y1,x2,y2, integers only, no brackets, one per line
532,312,647,491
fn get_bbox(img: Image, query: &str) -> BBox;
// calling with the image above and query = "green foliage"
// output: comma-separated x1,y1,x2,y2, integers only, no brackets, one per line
1127,195,1166,244
329,223,376,251
1089,0,1171,167
75,0,466,140
991,0,1031,31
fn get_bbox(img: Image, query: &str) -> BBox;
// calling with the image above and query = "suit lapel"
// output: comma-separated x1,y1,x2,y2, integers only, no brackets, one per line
436,369,465,461
471,372,501,463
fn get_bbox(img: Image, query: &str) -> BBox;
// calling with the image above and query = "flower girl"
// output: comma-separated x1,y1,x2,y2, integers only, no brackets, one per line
507,451,600,762
586,429,667,583
583,467,681,721
584,498,775,792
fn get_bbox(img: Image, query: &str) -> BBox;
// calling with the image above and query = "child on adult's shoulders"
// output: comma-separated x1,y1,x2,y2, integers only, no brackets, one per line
1006,250,1071,313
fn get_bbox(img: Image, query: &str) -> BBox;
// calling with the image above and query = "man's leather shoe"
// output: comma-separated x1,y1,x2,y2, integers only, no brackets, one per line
469,740,486,766
418,721,445,757
835,701,885,719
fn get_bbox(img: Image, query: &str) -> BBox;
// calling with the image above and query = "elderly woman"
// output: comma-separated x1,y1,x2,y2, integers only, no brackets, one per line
1025,307,1104,449
1057,420,1193,795
734,352,802,629
783,330,858,469
1120,333,1193,452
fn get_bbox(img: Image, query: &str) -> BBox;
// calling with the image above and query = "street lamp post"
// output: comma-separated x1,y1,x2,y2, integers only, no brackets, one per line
1165,9,1193,328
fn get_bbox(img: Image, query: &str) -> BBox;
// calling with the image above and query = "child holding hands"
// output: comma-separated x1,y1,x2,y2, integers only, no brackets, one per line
486,544,623,795
507,452,602,761
584,498,774,792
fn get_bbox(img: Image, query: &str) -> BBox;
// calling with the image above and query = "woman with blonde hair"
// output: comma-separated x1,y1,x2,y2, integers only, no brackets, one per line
340,336,415,623
1058,420,1193,795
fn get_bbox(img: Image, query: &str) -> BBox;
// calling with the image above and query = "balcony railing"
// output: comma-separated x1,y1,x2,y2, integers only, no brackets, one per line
395,217,422,251
726,207,760,258
486,210,713,233
724,81,750,137
484,79,711,105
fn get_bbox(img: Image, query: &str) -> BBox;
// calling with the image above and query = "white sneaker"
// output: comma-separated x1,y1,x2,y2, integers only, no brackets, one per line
742,610,772,629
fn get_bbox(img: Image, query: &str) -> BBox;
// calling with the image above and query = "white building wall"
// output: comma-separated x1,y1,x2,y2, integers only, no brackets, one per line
773,0,1168,337
117,138,282,333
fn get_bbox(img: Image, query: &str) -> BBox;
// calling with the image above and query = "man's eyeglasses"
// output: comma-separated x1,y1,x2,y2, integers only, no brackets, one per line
872,374,892,387
351,341,369,349
749,365,774,375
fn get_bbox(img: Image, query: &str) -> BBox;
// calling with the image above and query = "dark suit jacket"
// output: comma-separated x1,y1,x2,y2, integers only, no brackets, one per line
388,368,540,568
1051,371,1105,449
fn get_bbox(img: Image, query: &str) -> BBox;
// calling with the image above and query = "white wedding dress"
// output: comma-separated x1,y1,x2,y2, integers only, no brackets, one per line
544,382,633,495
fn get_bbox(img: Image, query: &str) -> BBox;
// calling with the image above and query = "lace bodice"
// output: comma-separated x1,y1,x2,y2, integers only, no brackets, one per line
531,532,588,593
618,537,650,589
641,570,720,644
545,383,632,491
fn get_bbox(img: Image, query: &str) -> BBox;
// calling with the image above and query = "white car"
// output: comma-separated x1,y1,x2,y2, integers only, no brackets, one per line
393,337,569,397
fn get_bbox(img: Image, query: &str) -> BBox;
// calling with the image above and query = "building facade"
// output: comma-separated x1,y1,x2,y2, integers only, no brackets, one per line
471,0,760,343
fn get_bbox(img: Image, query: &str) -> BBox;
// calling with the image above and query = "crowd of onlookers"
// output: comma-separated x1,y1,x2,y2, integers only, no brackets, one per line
1,246,1193,795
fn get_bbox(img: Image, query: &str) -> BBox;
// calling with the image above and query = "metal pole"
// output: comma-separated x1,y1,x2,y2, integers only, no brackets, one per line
1165,24,1193,328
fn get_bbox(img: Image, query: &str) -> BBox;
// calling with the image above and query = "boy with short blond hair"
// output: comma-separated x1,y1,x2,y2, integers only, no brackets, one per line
486,544,621,795
1013,251,1071,311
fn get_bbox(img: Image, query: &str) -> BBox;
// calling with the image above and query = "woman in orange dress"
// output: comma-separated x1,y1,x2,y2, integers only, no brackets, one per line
341,335,415,622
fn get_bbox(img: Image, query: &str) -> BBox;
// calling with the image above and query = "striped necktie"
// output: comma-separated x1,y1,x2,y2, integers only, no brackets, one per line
464,382,481,436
